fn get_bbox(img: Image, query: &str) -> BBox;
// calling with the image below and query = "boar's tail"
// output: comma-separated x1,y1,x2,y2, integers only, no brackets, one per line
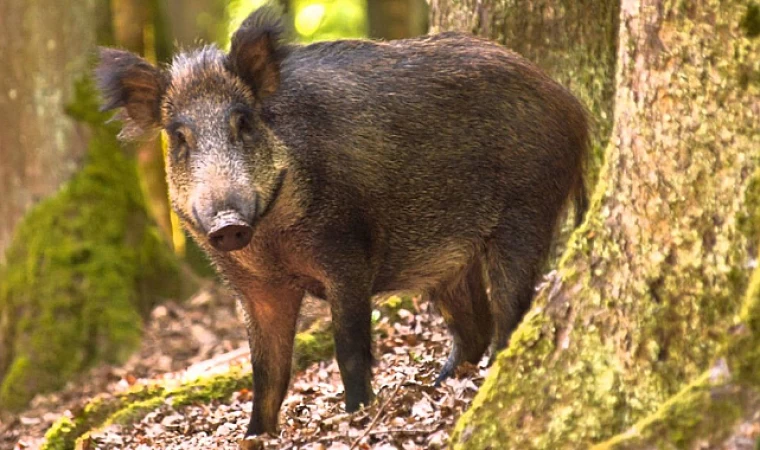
574,178,588,228
569,101,591,228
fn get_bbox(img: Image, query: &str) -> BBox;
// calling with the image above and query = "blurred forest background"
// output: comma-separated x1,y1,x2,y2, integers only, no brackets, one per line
1,0,759,449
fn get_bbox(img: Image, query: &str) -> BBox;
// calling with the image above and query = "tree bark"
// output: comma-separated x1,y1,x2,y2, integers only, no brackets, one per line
429,0,760,448
112,0,177,247
0,0,94,261
167,0,229,48
367,0,428,40
0,0,185,412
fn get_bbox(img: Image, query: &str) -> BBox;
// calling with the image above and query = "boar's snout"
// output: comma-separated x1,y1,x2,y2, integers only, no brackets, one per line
207,211,254,252
192,190,258,252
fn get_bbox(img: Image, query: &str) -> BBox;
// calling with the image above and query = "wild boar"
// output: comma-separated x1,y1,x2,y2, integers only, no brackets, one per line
96,6,589,436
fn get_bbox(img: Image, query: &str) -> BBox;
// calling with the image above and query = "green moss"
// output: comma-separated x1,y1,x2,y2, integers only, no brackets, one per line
106,396,165,425
742,2,760,38
42,417,77,450
592,373,743,449
737,167,760,254
41,384,166,450
41,306,368,449
41,368,251,450
452,309,559,449
168,368,250,406
294,320,335,371
592,259,760,449
0,356,33,411
0,77,182,411
377,295,416,321
729,257,760,387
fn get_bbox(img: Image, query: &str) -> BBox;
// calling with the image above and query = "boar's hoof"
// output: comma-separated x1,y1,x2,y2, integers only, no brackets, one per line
208,223,253,251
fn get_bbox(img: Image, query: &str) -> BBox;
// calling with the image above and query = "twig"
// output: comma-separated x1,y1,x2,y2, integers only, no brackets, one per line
183,347,250,378
321,412,351,426
349,383,403,450
368,428,435,436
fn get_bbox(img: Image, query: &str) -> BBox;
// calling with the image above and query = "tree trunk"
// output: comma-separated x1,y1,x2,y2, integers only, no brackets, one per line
367,0,428,40
0,0,93,261
112,0,177,248
430,0,760,448
167,0,229,48
0,0,185,412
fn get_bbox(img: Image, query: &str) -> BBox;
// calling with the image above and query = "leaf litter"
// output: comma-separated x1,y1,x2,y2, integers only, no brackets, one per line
2,286,488,449
4,284,758,449
84,297,486,449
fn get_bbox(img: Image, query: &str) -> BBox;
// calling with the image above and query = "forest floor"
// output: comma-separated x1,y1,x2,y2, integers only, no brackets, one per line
2,283,759,449
0,285,485,450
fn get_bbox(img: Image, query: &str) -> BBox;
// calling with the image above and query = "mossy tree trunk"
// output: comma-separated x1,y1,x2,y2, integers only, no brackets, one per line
0,0,184,412
430,0,760,448
0,0,93,261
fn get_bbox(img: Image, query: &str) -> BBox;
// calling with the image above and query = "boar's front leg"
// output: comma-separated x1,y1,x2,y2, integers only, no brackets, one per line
241,285,303,436
328,279,374,412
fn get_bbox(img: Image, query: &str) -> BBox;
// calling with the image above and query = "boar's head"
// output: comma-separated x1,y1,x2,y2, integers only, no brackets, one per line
96,7,289,252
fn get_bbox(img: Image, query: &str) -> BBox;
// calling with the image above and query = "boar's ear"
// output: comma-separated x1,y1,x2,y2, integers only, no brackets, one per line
96,48,167,139
228,6,288,99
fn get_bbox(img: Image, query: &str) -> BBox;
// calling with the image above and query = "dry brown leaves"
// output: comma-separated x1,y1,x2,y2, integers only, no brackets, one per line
6,285,758,449
1,285,249,449
2,289,489,450
83,303,486,449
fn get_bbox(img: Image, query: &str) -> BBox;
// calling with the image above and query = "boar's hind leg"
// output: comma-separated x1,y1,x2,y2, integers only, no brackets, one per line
484,224,549,363
242,286,303,437
328,279,374,413
431,257,492,385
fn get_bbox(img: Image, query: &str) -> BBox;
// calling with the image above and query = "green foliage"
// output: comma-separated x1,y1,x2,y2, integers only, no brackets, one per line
377,295,415,320
0,77,182,411
226,0,367,47
225,0,271,48
42,417,77,450
291,0,366,42
294,322,335,371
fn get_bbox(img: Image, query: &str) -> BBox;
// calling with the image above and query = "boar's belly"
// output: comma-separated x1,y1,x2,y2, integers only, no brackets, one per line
373,241,476,293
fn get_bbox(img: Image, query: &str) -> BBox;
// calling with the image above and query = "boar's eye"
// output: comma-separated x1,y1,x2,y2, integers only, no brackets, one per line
173,129,187,146
229,105,255,142
167,123,192,161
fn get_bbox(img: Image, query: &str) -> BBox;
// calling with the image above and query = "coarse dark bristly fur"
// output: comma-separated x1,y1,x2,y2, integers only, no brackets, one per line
96,4,590,437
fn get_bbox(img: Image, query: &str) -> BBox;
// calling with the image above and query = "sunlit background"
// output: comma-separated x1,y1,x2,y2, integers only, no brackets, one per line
229,0,367,42
179,0,430,47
